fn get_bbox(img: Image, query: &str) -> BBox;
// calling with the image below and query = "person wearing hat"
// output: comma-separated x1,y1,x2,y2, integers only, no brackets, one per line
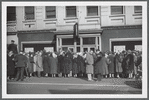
14,51,27,81
8,40,18,55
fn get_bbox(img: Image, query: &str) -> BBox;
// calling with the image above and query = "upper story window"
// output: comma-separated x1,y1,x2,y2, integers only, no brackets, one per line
111,6,123,15
25,6,34,20
7,7,16,21
87,6,98,16
46,6,56,19
134,6,142,13
66,6,76,17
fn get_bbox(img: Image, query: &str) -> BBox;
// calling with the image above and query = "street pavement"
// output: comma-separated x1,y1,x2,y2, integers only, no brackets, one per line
7,77,142,94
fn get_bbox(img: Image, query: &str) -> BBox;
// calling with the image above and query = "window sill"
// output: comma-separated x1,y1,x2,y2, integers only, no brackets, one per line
64,17,78,20
109,14,125,17
133,13,142,16
22,20,36,23
85,16,100,19
43,18,57,21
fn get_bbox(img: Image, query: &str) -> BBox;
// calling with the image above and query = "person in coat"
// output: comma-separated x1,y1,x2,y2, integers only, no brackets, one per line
62,53,72,77
49,52,58,77
43,52,50,77
36,51,43,77
28,53,34,77
66,49,73,77
77,52,85,77
72,53,78,77
85,51,94,81
125,50,134,78
7,51,15,80
115,52,123,78
14,51,27,81
108,51,115,78
95,52,110,81
33,52,38,77
8,40,18,55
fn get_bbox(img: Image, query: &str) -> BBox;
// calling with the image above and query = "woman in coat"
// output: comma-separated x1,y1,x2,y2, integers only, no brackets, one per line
28,53,34,77
108,52,115,78
49,52,58,77
85,51,94,81
62,53,72,77
43,53,50,77
115,53,123,78
72,54,78,77
7,51,15,80
77,52,85,77
95,52,110,81
36,51,43,77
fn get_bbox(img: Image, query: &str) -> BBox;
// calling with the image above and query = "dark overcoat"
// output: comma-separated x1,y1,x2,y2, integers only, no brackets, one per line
95,56,109,75
62,56,72,74
115,54,123,73
43,55,50,73
125,54,134,73
48,57,58,74
77,55,85,73
7,54,15,76
66,52,73,70
14,54,27,67
57,55,64,73
72,58,78,74
108,54,115,74
8,44,18,54
27,56,33,73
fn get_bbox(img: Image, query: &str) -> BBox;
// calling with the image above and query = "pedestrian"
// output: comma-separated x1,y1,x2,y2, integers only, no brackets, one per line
33,52,38,77
28,53,34,77
85,50,94,81
7,51,15,80
62,53,72,77
36,51,43,78
77,52,85,77
8,40,18,55
108,51,115,78
49,52,58,77
66,49,73,77
95,52,110,81
14,51,27,81
125,50,134,78
43,52,50,77
115,52,123,78
72,53,78,77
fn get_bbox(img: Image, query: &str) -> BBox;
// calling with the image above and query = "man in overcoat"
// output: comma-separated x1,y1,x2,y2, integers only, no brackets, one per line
8,40,18,55
14,51,27,81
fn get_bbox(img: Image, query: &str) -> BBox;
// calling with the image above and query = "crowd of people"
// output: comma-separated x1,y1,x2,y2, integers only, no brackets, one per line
7,47,142,82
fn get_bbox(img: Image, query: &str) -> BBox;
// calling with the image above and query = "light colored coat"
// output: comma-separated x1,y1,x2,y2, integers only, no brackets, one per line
85,53,94,74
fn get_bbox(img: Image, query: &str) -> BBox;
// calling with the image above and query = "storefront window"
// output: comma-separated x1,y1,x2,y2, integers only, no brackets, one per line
62,38,80,45
83,37,95,45
77,47,80,52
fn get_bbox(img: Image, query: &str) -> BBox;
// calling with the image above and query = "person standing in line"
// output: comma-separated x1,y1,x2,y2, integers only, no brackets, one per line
36,51,43,78
85,50,94,81
7,51,15,80
108,51,115,78
49,52,58,77
125,50,134,78
72,53,78,77
8,40,18,55
33,52,38,77
77,52,85,77
14,51,27,81
28,53,34,77
66,49,73,77
43,52,50,77
115,52,123,78
62,53,72,77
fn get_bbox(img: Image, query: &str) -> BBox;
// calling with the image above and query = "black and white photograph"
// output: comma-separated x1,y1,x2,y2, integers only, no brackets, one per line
2,1,148,99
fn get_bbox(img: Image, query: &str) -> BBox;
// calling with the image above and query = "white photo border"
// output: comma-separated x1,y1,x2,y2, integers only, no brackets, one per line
2,1,147,98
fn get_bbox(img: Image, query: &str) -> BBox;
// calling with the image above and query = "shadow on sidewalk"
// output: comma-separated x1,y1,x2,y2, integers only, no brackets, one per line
124,80,142,89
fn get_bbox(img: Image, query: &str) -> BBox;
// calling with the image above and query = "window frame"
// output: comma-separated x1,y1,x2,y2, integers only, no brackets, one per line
24,6,35,20
86,6,98,16
66,6,77,18
134,6,142,14
7,6,16,21
111,6,124,15
45,6,56,19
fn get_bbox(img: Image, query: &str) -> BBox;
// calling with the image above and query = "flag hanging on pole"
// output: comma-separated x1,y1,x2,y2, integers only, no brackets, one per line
73,22,79,42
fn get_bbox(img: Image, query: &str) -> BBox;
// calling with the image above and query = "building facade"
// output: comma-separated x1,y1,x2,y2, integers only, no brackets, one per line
7,5,142,53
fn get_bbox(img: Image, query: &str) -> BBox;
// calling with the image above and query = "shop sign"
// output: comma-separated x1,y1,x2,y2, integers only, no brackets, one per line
44,47,54,52
24,47,34,53
114,45,125,52
135,45,142,51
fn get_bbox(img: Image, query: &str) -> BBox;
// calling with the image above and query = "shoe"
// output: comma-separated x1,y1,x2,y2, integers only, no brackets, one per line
88,79,94,81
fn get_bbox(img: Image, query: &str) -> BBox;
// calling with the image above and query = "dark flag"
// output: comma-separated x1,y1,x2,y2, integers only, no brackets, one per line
73,23,79,42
